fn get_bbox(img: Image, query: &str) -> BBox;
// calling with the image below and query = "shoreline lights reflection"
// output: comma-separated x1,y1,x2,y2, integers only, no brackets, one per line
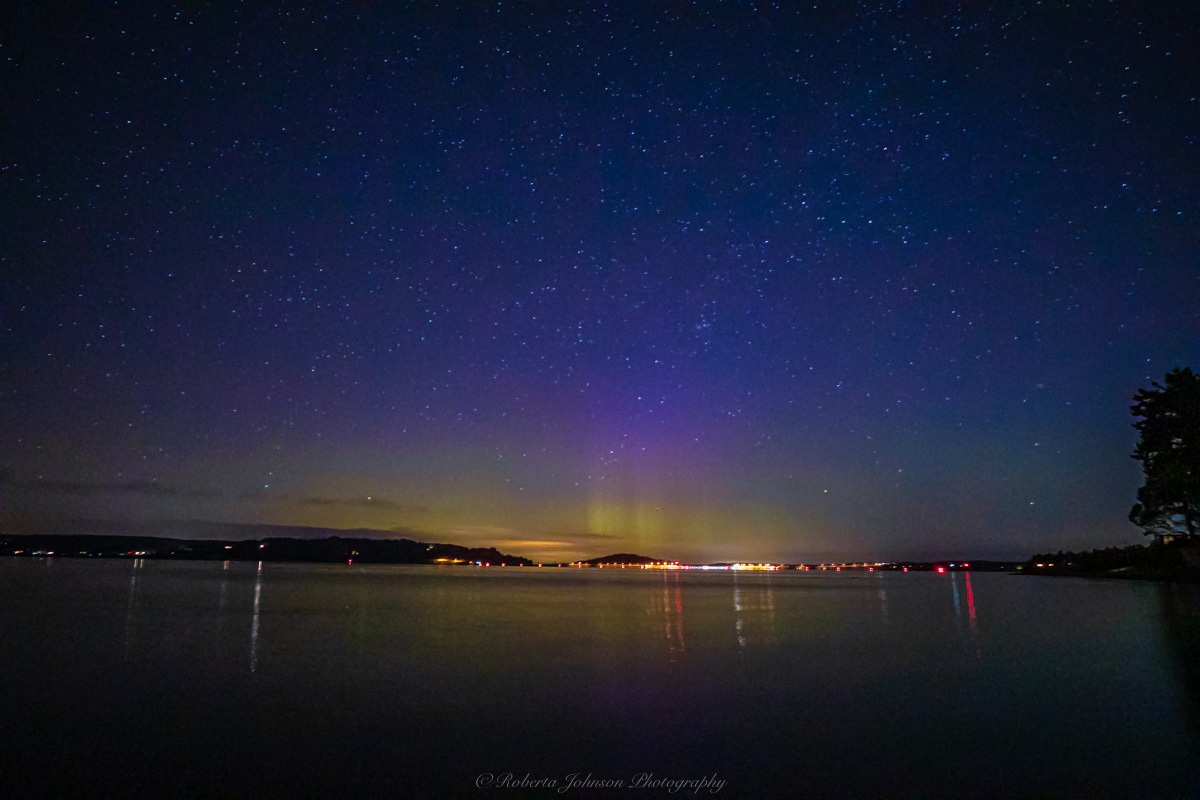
449,560,978,572
661,570,685,660
250,560,262,673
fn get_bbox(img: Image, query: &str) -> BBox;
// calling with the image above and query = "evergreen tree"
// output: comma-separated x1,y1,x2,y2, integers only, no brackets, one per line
1130,367,1200,537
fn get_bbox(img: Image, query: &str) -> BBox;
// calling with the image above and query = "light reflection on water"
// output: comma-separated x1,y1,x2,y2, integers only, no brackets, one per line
250,560,262,673
733,570,776,651
658,569,685,662
733,570,744,650
3,559,1200,798
123,557,143,661
944,571,982,659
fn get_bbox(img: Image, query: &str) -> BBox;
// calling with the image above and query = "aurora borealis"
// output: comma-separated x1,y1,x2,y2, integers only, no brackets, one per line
3,2,1197,563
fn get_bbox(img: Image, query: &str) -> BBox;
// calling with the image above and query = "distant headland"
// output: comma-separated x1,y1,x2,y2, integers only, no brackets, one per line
583,553,661,565
0,532,534,567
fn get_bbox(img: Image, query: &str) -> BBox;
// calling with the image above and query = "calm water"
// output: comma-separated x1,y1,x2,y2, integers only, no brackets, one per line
3,558,1200,798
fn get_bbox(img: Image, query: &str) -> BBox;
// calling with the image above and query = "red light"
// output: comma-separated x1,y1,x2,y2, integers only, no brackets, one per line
937,566,946,574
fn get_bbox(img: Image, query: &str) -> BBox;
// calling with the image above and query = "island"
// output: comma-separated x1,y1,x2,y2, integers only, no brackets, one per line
583,553,663,566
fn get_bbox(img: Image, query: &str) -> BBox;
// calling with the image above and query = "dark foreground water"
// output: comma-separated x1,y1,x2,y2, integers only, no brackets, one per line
3,558,1200,798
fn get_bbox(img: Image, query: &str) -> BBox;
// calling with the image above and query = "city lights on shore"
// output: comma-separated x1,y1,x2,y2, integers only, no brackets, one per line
639,562,782,571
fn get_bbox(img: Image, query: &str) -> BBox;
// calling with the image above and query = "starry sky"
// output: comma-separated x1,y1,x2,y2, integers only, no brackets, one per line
3,2,1197,564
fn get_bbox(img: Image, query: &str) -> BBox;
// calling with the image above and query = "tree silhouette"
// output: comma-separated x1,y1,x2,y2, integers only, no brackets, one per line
1130,367,1200,538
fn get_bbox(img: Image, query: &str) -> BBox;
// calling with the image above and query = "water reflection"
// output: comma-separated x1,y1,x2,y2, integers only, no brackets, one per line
661,571,669,639
661,570,685,661
1155,582,1200,743
734,572,745,649
216,562,230,640
964,571,977,628
250,561,262,674
731,572,777,649
124,558,143,660
674,571,685,655
765,572,775,645
8,561,1200,797
948,571,981,657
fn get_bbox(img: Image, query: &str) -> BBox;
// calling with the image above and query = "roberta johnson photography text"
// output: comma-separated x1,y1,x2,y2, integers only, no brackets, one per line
476,772,726,794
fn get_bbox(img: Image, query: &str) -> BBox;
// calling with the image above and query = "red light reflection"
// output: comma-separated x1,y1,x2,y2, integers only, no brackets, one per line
965,571,976,622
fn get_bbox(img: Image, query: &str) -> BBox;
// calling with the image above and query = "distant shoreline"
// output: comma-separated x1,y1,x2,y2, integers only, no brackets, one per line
0,534,1029,573
18,532,1197,582
0,533,535,567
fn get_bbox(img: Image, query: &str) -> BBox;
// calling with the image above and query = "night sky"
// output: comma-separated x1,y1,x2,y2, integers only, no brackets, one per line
3,2,1197,563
